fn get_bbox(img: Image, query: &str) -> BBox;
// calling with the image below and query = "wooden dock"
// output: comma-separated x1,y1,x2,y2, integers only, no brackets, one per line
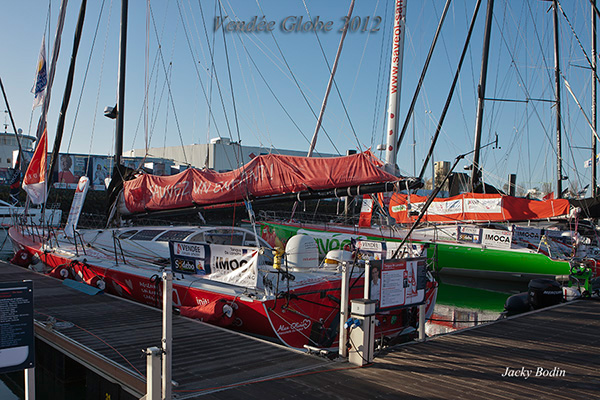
1,261,599,399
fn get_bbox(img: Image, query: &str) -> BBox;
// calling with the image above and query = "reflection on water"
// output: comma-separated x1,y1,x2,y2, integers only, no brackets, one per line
426,273,529,336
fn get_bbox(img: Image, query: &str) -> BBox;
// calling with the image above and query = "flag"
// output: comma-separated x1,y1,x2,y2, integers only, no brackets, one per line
584,153,599,168
22,128,48,204
31,35,47,110
8,151,22,205
542,192,554,201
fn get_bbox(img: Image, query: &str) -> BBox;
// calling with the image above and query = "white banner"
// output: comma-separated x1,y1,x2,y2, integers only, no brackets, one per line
464,197,502,213
64,177,90,237
208,244,259,288
481,228,512,249
511,225,542,246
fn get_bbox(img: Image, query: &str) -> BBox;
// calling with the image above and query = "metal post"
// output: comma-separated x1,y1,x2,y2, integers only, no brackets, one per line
162,271,172,400
145,347,161,400
418,303,426,341
25,368,35,400
364,260,371,300
338,262,350,358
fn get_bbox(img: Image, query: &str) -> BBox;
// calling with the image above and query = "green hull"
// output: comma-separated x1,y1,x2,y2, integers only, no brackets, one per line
259,221,572,279
432,243,571,278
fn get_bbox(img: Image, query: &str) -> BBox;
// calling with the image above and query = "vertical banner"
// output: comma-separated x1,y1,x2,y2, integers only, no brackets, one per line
64,176,90,237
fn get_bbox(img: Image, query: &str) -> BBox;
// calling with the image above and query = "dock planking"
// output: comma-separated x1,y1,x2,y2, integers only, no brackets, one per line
1,261,599,399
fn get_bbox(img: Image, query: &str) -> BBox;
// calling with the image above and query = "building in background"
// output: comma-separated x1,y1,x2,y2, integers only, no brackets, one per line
125,137,336,172
8,137,339,191
0,130,36,183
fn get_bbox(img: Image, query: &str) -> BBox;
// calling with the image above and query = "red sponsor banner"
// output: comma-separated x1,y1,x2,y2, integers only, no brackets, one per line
389,192,570,223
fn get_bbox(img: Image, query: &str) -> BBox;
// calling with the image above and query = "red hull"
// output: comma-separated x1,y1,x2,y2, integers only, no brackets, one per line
9,227,436,350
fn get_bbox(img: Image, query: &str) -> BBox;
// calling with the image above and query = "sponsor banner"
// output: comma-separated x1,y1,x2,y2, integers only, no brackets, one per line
511,225,542,247
64,177,90,238
457,226,482,243
427,198,462,215
370,258,427,311
169,242,259,287
209,244,259,288
464,197,502,213
356,240,386,260
170,242,210,275
481,228,512,249
297,229,361,257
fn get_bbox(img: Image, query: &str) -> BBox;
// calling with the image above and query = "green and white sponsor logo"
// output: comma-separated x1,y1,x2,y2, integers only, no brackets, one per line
297,229,365,257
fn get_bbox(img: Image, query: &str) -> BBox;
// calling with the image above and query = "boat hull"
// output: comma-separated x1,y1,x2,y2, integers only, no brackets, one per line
259,221,575,280
8,226,435,350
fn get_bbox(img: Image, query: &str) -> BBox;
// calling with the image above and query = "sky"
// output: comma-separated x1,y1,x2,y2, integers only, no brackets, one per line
1,0,599,196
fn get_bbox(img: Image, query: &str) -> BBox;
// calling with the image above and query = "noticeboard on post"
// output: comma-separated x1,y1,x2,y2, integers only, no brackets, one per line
368,258,427,312
0,281,35,373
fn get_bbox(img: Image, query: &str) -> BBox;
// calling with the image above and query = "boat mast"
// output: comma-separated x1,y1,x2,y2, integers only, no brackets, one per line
592,0,597,197
552,0,563,198
115,0,128,168
383,0,407,175
470,0,494,192
307,0,355,157
47,0,88,188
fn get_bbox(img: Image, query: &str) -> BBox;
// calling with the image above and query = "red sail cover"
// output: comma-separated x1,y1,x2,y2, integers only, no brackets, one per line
122,151,399,214
389,192,571,223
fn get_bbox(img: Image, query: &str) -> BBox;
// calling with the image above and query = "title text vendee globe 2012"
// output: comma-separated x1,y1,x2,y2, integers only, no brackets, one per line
214,16,382,33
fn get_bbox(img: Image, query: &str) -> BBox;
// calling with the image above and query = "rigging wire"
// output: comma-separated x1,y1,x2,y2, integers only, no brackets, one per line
253,0,323,138
217,0,242,164
147,2,188,164
64,0,109,160
301,0,359,155
370,0,392,153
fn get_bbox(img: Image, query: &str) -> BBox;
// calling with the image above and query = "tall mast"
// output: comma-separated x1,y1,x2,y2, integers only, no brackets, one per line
383,0,407,175
592,0,597,197
115,0,128,167
470,0,494,192
307,0,355,157
553,0,563,198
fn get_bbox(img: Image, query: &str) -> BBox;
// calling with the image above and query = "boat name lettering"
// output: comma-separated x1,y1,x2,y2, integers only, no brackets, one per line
276,319,311,334
139,281,157,290
149,181,190,199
